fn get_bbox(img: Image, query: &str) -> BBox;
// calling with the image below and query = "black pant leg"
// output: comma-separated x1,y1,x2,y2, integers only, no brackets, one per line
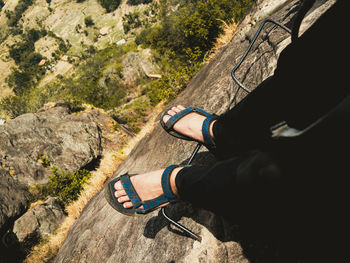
175,150,283,224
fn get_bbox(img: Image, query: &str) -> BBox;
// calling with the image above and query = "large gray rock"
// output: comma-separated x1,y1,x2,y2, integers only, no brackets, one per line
0,102,102,186
13,197,66,253
53,1,335,262
0,168,31,263
0,168,30,239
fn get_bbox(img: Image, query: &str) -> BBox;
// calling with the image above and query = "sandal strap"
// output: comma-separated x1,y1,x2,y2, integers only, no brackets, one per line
136,195,169,214
136,165,179,214
120,174,142,209
161,165,179,202
202,114,218,147
164,107,198,130
163,107,216,147
120,165,179,214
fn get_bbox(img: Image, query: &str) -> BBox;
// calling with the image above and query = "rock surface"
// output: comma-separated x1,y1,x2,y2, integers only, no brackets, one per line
0,168,31,239
53,1,336,262
0,168,31,263
0,102,116,262
13,197,66,253
0,102,102,186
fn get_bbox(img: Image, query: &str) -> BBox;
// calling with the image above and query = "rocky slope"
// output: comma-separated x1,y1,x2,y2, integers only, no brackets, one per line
0,102,102,186
0,0,154,101
0,101,130,262
53,0,335,262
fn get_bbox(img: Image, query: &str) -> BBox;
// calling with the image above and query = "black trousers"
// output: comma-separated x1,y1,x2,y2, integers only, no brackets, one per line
175,2,349,260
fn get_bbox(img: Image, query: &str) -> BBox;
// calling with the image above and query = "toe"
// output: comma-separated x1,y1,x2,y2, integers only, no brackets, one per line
114,189,126,198
163,114,171,124
172,106,182,113
177,105,186,110
168,109,177,116
123,202,133,208
117,195,130,203
114,181,123,191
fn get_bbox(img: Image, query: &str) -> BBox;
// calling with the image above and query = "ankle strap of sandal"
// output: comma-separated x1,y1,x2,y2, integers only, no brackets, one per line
161,165,179,202
202,114,218,147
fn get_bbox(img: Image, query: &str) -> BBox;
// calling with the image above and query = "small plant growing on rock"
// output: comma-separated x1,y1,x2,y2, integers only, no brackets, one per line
39,155,51,167
33,167,91,206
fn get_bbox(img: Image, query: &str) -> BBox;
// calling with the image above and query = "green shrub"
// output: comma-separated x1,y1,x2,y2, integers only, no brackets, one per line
146,75,174,105
111,96,151,131
127,0,152,6
39,155,51,167
122,11,142,33
98,0,121,12
6,0,33,27
37,167,91,206
6,68,32,95
0,95,27,118
84,16,94,27
0,0,5,11
136,0,254,65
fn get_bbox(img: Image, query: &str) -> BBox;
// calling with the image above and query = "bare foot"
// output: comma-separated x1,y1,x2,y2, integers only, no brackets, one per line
162,105,216,143
114,167,182,209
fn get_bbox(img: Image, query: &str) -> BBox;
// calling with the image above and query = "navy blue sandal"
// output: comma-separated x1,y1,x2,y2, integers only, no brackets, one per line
105,165,179,216
160,107,218,149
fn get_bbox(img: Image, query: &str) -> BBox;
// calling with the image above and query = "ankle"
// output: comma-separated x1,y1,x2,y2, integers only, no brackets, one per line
170,167,182,196
209,120,216,141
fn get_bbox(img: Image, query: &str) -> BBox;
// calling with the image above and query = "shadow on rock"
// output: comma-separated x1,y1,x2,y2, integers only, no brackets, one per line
143,152,304,262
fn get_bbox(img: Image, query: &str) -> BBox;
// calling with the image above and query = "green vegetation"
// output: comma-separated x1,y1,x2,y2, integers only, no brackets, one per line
127,0,153,5
98,0,121,12
135,0,254,104
0,43,138,118
84,16,94,27
0,0,5,11
6,28,48,95
5,0,33,27
122,11,142,33
111,96,152,133
33,167,91,206
39,155,51,168
0,0,254,121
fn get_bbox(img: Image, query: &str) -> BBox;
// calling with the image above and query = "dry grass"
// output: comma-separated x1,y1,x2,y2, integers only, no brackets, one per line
207,19,238,62
24,103,165,263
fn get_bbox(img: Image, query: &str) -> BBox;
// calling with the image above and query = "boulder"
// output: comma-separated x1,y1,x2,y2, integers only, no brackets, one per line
13,197,66,253
0,168,31,262
0,168,31,239
0,102,102,186
121,51,160,85
53,1,336,262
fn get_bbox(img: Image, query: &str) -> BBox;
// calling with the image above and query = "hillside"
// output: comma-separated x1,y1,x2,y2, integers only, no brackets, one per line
1,1,261,262
0,0,158,121
52,0,336,262
0,0,342,262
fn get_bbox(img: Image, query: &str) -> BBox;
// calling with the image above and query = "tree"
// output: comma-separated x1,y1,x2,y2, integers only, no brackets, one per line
127,0,152,5
98,0,121,13
0,0,5,11
84,16,94,27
